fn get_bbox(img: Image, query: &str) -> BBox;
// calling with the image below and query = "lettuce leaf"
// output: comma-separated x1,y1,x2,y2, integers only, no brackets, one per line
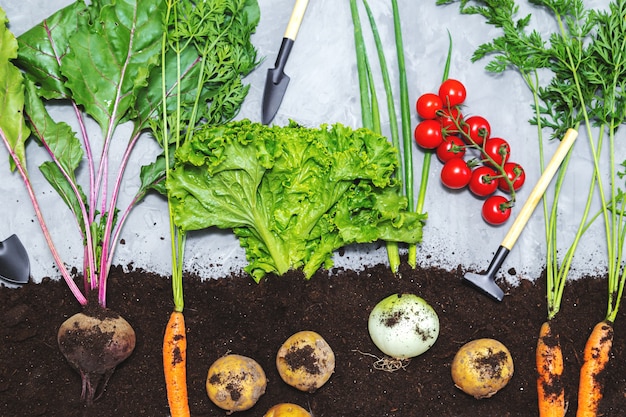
168,120,425,281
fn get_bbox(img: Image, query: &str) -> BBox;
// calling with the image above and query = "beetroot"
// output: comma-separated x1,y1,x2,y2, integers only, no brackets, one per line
57,307,136,404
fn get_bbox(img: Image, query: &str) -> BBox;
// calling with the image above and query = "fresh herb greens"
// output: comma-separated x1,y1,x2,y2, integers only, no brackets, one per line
145,0,260,314
436,0,626,320
167,120,425,282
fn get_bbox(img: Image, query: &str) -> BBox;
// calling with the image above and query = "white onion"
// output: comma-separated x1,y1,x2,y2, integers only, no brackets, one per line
368,293,440,359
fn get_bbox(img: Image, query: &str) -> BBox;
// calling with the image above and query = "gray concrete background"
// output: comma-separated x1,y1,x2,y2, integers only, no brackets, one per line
0,0,614,284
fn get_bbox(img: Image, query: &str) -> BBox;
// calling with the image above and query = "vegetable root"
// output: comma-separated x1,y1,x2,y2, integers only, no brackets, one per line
536,321,565,417
576,320,614,417
451,338,514,399
276,331,335,393
206,354,267,413
263,403,312,417
368,293,439,360
163,311,189,417
57,309,135,405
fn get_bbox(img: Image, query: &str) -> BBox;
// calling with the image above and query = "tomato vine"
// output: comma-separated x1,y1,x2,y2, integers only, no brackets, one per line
414,78,526,225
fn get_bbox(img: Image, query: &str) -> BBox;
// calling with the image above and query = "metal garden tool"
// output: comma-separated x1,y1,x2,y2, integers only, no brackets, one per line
0,234,30,285
261,0,309,125
464,128,578,302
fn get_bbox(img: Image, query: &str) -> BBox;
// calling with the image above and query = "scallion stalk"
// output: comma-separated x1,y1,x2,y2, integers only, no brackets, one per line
350,0,401,272
352,0,430,273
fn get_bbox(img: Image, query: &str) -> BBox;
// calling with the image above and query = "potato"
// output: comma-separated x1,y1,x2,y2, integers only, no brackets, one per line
276,330,335,393
451,338,514,399
263,403,312,417
206,354,267,413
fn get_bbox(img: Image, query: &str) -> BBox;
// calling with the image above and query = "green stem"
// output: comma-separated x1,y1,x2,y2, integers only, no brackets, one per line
361,0,400,171
391,0,413,209
361,0,401,272
391,0,419,268
545,143,577,319
162,0,186,313
350,0,372,130
555,10,616,319
171,227,186,312
351,0,401,273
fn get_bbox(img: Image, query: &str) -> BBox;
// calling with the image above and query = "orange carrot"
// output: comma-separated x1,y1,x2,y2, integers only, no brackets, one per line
536,321,566,417
163,311,190,417
576,320,614,417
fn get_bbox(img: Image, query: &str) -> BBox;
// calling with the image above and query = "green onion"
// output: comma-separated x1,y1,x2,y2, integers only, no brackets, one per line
351,0,429,272
350,0,401,271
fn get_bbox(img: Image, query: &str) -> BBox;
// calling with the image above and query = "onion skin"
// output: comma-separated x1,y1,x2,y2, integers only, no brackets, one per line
368,293,440,359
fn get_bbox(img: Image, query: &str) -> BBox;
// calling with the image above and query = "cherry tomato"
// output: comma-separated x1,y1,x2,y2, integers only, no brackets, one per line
462,115,491,146
414,119,444,149
498,162,526,192
416,93,443,120
441,158,472,189
436,136,466,163
438,79,467,107
437,106,463,135
482,195,512,225
469,166,499,197
482,137,511,167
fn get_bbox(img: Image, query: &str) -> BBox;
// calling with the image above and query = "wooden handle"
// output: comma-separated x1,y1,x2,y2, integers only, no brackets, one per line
284,0,309,40
500,128,578,250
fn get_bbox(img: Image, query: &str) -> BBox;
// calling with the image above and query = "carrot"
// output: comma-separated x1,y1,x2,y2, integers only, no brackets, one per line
576,320,614,417
536,321,566,417
163,311,190,417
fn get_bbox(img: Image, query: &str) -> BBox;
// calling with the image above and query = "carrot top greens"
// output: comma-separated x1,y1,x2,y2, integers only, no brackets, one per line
438,0,626,320
147,0,260,312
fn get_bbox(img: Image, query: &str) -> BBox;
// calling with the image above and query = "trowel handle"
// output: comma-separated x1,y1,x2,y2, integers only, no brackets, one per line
284,0,310,41
501,128,578,250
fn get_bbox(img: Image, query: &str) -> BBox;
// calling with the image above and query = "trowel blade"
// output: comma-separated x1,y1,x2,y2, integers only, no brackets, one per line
463,272,504,302
0,234,30,285
262,67,290,125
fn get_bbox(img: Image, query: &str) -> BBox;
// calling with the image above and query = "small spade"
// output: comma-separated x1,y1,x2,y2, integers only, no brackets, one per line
261,0,309,125
0,234,30,285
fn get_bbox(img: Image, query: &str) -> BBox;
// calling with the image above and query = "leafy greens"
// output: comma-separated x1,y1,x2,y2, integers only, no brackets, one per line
167,120,426,281
0,0,259,306
3,0,166,306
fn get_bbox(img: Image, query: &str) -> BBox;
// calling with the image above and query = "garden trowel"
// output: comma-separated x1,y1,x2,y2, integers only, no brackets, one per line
261,0,309,125
464,128,578,302
0,234,30,285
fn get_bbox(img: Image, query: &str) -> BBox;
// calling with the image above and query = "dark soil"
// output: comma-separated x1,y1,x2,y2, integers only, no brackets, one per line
1,261,625,417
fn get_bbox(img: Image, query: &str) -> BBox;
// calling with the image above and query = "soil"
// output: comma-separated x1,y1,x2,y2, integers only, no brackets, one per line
1,261,625,417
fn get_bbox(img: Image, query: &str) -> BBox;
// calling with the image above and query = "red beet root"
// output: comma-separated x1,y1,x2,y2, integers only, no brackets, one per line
57,307,136,405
